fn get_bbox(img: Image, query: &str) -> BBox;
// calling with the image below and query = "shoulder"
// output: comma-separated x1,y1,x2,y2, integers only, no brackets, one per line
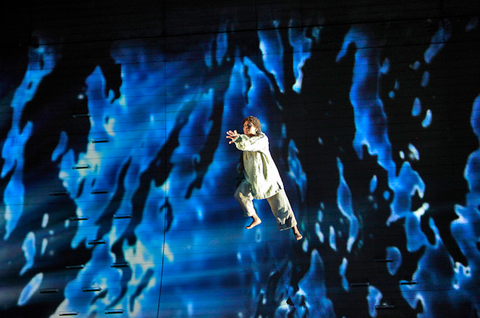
252,132,268,143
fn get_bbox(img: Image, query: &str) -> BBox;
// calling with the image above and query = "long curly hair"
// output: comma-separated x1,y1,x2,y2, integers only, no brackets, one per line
242,116,262,136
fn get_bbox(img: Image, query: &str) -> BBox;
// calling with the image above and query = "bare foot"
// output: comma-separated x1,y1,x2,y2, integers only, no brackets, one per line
246,217,262,229
292,225,302,240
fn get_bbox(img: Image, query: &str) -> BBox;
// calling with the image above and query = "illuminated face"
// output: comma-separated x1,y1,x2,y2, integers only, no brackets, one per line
243,121,257,137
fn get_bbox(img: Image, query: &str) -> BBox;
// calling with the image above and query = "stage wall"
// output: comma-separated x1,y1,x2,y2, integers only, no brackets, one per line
0,0,479,317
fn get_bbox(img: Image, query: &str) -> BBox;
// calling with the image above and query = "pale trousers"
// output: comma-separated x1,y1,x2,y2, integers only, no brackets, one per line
234,180,297,231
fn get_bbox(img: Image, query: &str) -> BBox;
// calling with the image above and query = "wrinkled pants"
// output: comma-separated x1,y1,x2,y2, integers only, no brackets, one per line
234,180,297,231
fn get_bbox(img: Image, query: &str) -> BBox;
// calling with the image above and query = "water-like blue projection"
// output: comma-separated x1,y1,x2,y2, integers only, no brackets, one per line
329,225,337,251
408,143,420,160
337,26,396,180
466,16,478,32
386,246,402,275
289,26,312,93
421,71,430,87
339,258,349,291
424,20,451,64
336,158,359,252
19,273,43,306
20,232,36,275
412,98,422,116
2,45,55,239
287,139,307,202
366,286,382,317
0,10,479,318
369,175,377,193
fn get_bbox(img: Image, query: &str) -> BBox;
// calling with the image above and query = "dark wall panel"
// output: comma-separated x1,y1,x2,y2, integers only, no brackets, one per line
0,0,479,317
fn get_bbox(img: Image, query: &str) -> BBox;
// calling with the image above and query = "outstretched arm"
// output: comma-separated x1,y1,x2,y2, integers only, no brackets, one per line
227,132,269,152
226,130,239,144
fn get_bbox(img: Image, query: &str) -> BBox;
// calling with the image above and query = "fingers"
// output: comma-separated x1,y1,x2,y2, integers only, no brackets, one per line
226,130,238,137
226,130,238,145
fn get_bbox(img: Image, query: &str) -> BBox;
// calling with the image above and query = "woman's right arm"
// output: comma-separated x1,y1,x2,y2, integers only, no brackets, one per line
226,130,239,143
234,133,268,152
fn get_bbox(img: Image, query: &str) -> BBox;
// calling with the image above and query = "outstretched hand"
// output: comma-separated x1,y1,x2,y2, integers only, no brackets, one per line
226,130,239,144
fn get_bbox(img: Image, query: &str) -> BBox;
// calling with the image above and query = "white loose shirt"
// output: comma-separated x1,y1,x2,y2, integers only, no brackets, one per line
234,132,283,200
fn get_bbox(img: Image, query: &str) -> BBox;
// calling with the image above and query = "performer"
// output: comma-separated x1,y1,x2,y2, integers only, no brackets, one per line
227,116,302,240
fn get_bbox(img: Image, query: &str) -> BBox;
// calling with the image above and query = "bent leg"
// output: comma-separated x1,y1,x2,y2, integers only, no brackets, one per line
234,180,262,229
267,190,302,239
266,190,298,231
234,180,255,216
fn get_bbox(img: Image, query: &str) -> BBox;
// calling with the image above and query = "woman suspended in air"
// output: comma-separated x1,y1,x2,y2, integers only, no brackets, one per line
226,116,302,241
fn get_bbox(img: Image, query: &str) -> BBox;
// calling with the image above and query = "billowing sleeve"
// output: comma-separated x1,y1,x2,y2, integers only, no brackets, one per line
234,133,268,152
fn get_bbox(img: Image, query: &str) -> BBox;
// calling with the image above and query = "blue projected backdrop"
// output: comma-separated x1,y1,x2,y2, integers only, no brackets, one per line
0,4,479,318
